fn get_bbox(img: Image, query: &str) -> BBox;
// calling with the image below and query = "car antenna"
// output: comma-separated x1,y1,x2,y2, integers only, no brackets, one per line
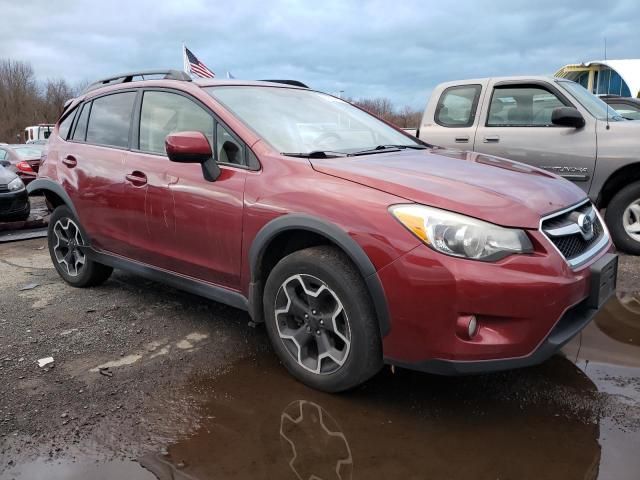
604,37,611,130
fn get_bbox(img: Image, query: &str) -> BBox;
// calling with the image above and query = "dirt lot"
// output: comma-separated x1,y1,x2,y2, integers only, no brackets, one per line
0,239,639,479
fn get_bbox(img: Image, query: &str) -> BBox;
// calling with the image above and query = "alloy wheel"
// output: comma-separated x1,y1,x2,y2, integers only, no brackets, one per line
274,274,351,375
52,218,86,277
623,199,640,242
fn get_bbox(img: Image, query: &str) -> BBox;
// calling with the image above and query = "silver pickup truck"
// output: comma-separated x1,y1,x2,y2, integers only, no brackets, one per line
417,76,640,254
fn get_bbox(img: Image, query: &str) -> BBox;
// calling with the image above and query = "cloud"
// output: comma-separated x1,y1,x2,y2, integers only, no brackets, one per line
1,0,638,107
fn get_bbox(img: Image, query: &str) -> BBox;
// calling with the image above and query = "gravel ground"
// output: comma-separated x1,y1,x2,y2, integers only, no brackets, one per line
0,239,262,467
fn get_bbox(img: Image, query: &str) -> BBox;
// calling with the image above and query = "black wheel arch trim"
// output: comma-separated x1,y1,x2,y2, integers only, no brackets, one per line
27,178,79,218
248,214,391,336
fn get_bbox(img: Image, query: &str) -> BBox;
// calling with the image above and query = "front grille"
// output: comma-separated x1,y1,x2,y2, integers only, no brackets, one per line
541,201,606,266
0,184,8,192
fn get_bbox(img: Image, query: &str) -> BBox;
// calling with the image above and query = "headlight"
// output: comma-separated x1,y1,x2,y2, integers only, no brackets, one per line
7,177,24,192
390,204,533,261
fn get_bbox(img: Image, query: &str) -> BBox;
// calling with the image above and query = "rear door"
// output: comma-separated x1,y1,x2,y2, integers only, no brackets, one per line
473,81,597,192
60,91,138,255
418,82,486,149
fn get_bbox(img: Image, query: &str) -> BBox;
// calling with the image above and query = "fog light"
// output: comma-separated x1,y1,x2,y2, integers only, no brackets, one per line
456,314,479,340
468,315,478,338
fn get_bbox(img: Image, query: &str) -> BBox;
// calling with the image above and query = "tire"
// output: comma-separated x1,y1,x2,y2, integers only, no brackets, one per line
263,246,382,392
48,205,113,287
605,182,640,255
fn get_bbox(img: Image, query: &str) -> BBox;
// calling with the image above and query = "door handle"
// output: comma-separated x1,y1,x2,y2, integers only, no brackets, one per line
62,155,77,168
125,171,148,187
483,136,500,143
454,136,469,143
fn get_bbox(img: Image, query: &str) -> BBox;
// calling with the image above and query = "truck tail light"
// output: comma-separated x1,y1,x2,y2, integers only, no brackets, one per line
16,161,34,173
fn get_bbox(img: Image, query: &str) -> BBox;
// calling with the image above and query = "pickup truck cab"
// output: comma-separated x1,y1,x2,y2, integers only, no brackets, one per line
418,76,640,254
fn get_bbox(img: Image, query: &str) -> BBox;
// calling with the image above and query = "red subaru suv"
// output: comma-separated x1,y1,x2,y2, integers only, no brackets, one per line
29,70,617,392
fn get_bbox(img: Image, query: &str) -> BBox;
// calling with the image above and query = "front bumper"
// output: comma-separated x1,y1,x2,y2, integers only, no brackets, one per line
378,231,615,374
0,188,30,218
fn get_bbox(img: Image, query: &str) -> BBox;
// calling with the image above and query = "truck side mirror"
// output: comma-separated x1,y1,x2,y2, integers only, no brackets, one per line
551,107,585,129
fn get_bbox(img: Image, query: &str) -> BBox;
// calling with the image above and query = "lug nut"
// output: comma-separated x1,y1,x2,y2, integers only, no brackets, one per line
312,310,317,315
316,330,320,335
320,320,324,325
304,314,309,319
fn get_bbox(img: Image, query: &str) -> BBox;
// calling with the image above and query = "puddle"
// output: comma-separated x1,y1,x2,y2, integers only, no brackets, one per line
1,458,155,480
3,296,639,480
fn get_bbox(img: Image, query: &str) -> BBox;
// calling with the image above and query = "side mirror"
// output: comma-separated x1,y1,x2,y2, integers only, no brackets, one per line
551,107,585,129
165,131,220,182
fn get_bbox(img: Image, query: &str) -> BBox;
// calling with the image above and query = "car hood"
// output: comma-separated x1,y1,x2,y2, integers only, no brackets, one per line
310,148,587,229
0,166,18,184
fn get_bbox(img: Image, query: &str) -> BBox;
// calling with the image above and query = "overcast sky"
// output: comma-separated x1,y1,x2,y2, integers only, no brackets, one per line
1,0,638,108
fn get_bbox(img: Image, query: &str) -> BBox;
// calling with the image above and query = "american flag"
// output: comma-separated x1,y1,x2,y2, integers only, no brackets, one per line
183,46,215,78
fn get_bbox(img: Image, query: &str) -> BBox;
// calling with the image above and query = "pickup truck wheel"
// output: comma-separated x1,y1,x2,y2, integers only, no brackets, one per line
605,182,640,255
263,246,382,392
48,206,113,287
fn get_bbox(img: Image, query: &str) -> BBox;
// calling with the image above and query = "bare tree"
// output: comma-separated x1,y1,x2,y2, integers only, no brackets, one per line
350,96,422,129
0,59,75,143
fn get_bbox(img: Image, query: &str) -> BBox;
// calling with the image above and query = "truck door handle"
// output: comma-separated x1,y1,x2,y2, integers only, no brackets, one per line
454,136,469,143
125,171,148,187
483,136,500,143
62,155,77,168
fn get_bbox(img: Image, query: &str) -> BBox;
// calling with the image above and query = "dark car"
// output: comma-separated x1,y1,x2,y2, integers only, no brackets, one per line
29,69,616,392
600,95,640,120
0,144,44,185
0,165,30,221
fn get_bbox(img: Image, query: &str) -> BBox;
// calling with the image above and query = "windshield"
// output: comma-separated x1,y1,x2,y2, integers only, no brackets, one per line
206,86,420,155
558,81,625,121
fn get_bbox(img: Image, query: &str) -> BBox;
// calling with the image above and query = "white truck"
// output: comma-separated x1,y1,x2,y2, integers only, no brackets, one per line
417,76,640,254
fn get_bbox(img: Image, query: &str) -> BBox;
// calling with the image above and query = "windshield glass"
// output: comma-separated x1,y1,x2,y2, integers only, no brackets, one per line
13,146,43,158
558,81,625,121
206,86,419,154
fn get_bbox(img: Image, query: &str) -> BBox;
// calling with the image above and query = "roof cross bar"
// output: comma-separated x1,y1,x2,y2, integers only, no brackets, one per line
83,69,192,94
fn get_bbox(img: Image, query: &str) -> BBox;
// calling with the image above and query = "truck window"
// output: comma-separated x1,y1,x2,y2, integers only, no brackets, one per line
435,85,481,128
487,86,565,127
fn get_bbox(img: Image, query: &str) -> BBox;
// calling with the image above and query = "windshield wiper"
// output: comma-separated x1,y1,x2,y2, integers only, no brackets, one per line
281,150,348,158
350,144,427,156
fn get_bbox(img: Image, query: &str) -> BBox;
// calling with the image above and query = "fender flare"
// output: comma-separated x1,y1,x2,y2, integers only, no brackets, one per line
248,214,391,336
27,178,78,218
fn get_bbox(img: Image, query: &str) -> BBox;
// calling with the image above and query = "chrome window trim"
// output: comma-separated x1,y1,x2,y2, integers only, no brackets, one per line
539,198,610,270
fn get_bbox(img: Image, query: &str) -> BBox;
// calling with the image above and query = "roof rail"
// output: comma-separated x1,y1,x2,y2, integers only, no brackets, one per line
83,69,191,94
260,79,309,88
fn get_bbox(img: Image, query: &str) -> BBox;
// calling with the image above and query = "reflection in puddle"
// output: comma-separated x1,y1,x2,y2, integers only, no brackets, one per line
141,355,611,480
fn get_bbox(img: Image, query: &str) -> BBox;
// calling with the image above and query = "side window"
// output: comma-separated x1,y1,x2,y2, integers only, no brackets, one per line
58,110,76,140
139,91,214,155
216,123,245,166
0,149,7,161
488,86,565,127
86,92,136,148
435,85,481,128
608,102,640,120
72,103,91,141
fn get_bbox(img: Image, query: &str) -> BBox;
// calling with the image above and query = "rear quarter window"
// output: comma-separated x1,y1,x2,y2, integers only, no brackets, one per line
435,85,482,128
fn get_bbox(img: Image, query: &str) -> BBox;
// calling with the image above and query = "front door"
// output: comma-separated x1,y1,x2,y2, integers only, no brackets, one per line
474,83,597,192
132,89,246,289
